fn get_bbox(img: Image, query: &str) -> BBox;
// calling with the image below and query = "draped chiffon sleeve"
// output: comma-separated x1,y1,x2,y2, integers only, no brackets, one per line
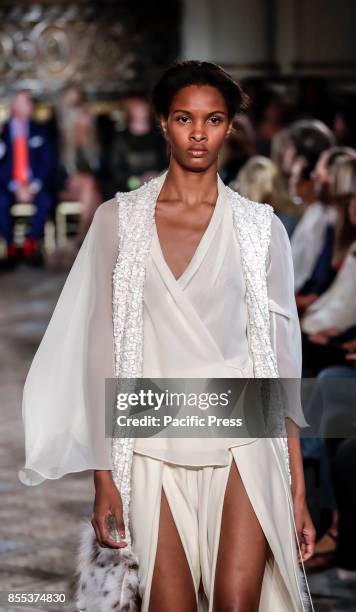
18,198,118,486
266,214,309,429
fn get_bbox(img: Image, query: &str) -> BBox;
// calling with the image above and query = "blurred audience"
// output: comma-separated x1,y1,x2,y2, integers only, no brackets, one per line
254,91,289,157
332,437,356,579
294,78,335,126
218,114,256,185
279,119,335,184
0,90,55,262
290,153,336,294
232,155,301,236
108,94,167,194
294,147,356,313
303,366,356,574
301,156,356,375
55,85,104,245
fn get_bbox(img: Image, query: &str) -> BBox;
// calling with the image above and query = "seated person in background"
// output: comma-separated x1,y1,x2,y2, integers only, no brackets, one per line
108,94,168,194
218,114,256,185
54,85,104,245
232,155,297,235
290,154,336,293
301,157,356,374
295,146,356,313
0,90,55,261
274,119,334,191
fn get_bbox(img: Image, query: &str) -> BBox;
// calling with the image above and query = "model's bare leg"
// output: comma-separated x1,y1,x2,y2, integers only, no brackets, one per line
213,458,269,612
148,488,197,612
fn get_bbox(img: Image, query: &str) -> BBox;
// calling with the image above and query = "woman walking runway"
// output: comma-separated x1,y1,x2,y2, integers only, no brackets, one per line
19,61,315,611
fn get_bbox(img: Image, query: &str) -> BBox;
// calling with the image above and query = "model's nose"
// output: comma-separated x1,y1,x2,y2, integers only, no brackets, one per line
190,131,207,142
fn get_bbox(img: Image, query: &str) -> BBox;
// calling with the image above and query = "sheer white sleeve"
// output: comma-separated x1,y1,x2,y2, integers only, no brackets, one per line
18,199,118,486
267,214,309,428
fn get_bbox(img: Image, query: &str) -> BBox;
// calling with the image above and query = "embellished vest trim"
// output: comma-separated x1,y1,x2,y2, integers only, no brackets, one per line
111,172,290,542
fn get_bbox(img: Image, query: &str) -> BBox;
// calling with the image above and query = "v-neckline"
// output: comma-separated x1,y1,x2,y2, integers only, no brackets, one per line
153,174,225,289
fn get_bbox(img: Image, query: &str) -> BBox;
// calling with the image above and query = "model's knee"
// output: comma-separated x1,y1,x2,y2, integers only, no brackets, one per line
213,592,259,612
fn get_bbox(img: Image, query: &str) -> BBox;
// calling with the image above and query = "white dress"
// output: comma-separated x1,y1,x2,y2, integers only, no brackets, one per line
18,176,313,611
127,177,312,611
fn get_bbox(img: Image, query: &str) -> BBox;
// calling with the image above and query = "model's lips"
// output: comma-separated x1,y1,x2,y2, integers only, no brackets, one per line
187,148,208,158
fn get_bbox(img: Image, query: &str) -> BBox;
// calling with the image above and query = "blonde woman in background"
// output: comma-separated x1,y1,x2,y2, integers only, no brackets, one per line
302,155,356,341
231,155,298,236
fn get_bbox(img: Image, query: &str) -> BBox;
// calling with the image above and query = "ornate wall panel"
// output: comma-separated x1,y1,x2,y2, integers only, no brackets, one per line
0,1,181,97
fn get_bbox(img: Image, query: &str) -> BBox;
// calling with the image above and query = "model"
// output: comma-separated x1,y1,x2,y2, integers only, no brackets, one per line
19,61,315,611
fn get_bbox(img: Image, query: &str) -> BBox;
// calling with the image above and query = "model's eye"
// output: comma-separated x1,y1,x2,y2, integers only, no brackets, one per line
208,116,223,125
177,115,191,124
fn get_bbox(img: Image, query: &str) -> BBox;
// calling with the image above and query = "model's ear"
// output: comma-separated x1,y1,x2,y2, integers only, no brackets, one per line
226,120,233,138
159,114,168,139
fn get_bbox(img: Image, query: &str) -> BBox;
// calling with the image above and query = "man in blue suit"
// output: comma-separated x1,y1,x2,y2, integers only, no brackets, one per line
0,90,55,262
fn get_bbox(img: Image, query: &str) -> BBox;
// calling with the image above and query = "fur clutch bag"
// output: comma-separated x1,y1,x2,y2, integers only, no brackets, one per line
74,520,141,611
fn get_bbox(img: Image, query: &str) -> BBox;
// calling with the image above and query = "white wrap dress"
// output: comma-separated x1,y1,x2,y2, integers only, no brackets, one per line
19,175,312,611
130,177,312,611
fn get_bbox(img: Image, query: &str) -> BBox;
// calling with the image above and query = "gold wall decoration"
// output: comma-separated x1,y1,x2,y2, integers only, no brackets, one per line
0,1,181,97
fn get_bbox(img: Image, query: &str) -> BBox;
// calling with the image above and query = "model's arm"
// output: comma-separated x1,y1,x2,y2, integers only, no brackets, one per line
267,214,316,562
92,470,127,548
86,201,128,548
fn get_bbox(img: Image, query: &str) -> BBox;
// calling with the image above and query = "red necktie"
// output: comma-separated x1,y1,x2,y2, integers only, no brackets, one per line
13,120,29,186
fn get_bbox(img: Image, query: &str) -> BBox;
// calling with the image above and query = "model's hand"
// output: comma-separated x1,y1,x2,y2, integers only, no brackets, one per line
91,470,128,549
293,497,316,563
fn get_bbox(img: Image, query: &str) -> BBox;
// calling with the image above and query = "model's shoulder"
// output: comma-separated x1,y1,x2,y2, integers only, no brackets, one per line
270,210,290,241
114,172,166,203
225,184,274,219
92,197,117,230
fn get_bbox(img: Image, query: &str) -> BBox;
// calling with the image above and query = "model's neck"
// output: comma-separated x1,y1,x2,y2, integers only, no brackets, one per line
159,159,219,206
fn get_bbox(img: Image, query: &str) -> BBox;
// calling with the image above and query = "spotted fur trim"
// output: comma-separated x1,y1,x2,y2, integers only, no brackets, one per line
75,520,140,611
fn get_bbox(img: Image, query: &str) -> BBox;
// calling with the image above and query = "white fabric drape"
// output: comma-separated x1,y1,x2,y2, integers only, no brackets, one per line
19,201,118,485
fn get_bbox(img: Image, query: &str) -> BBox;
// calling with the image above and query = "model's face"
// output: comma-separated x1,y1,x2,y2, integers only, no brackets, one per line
159,85,231,172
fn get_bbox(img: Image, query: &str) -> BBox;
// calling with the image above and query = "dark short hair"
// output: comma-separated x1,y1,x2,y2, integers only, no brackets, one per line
289,120,335,161
151,60,250,121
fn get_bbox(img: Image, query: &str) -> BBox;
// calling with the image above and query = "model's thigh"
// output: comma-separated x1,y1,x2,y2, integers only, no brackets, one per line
130,455,199,612
148,486,197,612
213,456,268,612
